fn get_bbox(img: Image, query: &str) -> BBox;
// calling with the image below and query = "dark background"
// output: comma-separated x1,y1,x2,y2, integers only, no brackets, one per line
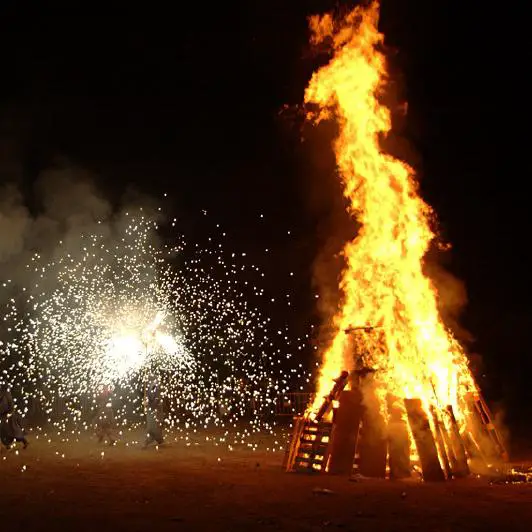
1,1,530,443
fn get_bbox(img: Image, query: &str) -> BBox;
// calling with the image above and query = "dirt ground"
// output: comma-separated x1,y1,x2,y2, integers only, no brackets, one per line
1,426,531,532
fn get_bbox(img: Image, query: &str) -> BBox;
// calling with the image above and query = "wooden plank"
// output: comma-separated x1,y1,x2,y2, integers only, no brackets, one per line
430,405,452,479
356,387,387,478
404,398,445,482
445,405,470,477
327,389,363,475
387,395,411,479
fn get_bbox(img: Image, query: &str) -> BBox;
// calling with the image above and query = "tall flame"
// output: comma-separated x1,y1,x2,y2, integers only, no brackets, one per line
306,2,476,418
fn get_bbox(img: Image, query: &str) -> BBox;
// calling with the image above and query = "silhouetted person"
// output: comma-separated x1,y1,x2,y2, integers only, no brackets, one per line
0,385,28,450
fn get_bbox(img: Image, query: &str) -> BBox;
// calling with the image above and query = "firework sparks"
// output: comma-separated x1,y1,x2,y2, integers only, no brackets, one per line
1,209,309,439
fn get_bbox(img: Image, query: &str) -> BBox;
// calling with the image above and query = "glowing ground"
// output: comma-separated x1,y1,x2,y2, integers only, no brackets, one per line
1,428,530,531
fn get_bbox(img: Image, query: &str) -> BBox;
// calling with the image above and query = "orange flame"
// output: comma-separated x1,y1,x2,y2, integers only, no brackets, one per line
306,2,476,421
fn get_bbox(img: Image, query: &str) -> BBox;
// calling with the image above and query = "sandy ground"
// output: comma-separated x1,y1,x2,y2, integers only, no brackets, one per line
1,426,531,532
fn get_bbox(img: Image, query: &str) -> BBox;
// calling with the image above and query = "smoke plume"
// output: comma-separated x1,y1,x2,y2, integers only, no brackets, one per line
0,159,160,290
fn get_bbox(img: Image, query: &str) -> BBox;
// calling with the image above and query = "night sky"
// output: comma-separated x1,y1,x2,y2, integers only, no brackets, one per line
1,2,530,439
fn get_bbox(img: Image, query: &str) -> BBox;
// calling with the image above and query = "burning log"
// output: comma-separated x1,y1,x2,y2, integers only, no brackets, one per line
429,405,452,479
355,383,387,479
387,395,411,479
404,399,445,481
445,405,470,477
326,389,363,475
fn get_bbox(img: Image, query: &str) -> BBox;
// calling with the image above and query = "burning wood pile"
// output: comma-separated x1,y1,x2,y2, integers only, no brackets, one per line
285,2,508,481
284,369,507,480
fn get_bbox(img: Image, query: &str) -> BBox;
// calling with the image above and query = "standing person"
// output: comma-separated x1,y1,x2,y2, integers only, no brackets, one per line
0,384,29,450
93,386,117,446
143,383,164,448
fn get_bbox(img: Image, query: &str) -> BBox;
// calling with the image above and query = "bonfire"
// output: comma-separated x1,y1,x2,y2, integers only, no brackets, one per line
285,1,507,481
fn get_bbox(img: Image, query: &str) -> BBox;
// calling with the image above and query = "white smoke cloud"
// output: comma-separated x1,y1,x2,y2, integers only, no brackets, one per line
0,159,159,289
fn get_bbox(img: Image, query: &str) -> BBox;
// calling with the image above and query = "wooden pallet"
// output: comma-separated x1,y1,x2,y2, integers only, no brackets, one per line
285,417,333,473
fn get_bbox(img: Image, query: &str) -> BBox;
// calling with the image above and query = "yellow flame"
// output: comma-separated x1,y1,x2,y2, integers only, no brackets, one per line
306,2,476,421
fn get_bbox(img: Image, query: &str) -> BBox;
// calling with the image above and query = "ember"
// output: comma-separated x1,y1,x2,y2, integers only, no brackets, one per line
491,467,532,485
285,1,508,481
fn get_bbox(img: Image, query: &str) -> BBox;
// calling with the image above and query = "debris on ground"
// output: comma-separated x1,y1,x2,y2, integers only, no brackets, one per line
490,466,532,485
312,487,335,495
